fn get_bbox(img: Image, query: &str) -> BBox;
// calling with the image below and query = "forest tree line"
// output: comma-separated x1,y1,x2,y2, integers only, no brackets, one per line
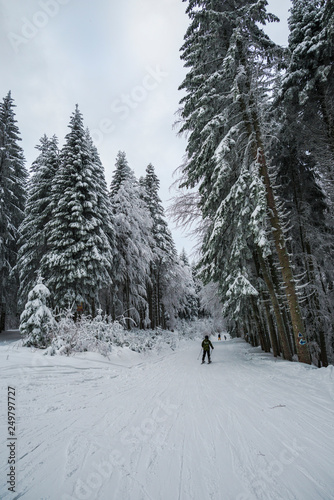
1,0,333,366
172,0,334,366
0,98,207,334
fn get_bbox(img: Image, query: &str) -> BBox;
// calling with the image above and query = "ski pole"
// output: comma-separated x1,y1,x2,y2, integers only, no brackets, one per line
197,348,202,360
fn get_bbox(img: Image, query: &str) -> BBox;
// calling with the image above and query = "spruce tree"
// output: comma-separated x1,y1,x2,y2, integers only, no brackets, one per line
282,0,333,160
16,135,60,309
140,163,179,328
110,151,133,197
85,129,116,311
140,164,176,258
178,0,312,363
272,0,334,365
0,91,28,330
41,106,113,313
20,277,55,348
109,154,153,328
178,249,198,320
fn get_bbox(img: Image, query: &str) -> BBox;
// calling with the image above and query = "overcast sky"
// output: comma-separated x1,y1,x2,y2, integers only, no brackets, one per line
0,0,291,257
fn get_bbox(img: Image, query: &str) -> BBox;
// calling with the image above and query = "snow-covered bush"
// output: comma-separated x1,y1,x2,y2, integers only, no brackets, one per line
20,278,55,348
20,295,220,356
176,318,219,340
120,327,177,352
48,310,178,356
50,309,124,356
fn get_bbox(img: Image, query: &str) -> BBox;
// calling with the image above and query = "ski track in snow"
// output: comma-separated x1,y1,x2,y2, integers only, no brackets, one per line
1,338,334,500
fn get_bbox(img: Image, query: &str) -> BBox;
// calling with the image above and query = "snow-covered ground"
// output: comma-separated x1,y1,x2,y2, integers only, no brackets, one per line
1,336,334,500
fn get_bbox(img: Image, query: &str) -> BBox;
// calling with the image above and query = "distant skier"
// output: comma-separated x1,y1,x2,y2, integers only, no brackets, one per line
224,335,227,341
218,333,221,341
201,335,214,364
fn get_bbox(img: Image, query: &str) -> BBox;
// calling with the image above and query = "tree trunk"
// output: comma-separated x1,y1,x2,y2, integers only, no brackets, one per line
263,300,280,358
147,271,155,330
247,98,311,364
258,297,272,353
256,250,292,360
304,241,329,367
256,147,310,363
237,69,311,364
0,303,5,332
250,297,269,351
289,158,329,366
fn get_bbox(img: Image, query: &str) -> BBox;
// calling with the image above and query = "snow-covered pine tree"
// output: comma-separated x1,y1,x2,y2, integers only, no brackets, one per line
282,0,334,172
140,163,181,329
177,249,198,321
178,0,270,342
280,0,334,212
110,151,133,197
272,0,334,365
160,256,195,330
178,0,311,363
41,106,113,314
140,164,175,255
0,91,28,330
85,129,116,312
109,153,153,329
20,277,55,348
16,135,60,309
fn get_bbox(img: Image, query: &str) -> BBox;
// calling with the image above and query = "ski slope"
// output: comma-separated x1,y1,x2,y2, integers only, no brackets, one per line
1,336,334,500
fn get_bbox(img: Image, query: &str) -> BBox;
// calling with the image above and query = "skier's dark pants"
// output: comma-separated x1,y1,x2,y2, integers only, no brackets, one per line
202,350,211,363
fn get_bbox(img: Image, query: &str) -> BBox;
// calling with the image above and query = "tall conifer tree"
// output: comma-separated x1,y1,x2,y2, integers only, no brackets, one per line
178,0,311,363
272,0,334,365
41,106,113,313
0,92,27,329
140,164,179,328
109,153,153,328
110,151,133,197
16,135,60,308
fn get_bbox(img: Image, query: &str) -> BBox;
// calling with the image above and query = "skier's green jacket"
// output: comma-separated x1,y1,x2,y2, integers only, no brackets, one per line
202,338,214,351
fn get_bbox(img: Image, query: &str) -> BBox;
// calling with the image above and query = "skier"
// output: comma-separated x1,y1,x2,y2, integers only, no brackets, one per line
201,335,214,364
218,333,221,341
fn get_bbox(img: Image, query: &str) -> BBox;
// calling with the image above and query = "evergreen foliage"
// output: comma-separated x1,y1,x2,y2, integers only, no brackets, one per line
178,249,199,321
175,0,334,364
110,151,134,197
272,0,334,365
3,2,333,367
19,277,55,348
109,154,154,328
140,163,182,328
16,135,60,309
41,106,113,313
178,0,281,320
178,0,280,318
0,92,28,330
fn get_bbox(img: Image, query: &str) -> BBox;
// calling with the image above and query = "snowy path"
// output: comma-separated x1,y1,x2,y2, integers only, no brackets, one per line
1,338,334,500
